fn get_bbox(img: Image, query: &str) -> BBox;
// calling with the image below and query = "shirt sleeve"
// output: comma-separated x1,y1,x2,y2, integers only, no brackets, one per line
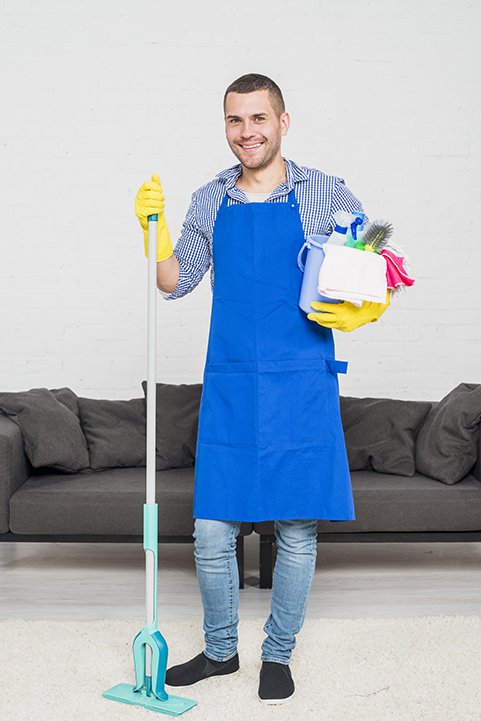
164,192,212,300
330,179,369,231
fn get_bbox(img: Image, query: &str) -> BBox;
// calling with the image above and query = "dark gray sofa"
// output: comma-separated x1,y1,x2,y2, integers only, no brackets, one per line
257,386,481,587
1,382,481,591
256,457,481,588
0,386,252,586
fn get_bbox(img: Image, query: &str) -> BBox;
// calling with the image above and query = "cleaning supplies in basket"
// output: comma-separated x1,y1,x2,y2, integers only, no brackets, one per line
298,213,415,315
320,215,415,302
318,216,390,304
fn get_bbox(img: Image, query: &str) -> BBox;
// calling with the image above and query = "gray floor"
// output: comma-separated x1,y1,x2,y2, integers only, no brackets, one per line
1,536,481,621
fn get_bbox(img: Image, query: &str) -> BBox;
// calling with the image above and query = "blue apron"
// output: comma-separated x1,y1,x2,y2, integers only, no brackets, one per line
193,189,355,523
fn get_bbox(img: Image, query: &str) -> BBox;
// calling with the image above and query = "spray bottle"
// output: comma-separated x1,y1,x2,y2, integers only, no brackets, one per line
326,211,353,245
344,214,365,247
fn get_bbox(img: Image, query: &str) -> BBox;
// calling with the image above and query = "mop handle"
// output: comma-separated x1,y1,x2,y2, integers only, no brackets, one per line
146,214,158,507
145,215,158,645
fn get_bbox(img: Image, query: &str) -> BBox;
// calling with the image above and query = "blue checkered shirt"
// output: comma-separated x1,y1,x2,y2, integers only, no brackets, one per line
168,158,366,299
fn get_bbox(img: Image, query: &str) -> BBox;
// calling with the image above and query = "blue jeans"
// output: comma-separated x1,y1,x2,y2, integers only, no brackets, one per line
193,518,318,664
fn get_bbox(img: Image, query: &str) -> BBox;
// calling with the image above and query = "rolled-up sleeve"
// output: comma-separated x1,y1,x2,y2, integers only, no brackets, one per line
165,193,212,300
330,179,368,229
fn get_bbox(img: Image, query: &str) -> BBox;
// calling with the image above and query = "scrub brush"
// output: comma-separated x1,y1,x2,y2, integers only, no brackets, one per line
362,219,393,251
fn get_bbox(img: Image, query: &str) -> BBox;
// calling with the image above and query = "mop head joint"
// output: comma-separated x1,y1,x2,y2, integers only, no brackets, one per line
103,623,197,715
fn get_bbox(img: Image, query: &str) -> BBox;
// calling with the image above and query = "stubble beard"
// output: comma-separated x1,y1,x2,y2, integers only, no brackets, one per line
229,132,282,172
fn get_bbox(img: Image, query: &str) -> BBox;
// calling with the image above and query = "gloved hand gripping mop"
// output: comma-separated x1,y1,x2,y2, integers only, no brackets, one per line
103,216,196,716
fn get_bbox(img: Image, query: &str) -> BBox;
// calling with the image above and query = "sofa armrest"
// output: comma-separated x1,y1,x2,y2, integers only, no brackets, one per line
0,413,33,533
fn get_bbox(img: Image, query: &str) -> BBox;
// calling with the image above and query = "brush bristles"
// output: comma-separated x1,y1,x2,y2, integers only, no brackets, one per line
362,219,394,250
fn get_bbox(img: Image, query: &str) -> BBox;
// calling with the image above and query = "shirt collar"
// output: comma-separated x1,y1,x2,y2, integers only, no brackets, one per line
216,158,309,202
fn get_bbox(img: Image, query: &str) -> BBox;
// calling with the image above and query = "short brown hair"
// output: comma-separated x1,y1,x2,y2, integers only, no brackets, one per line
223,73,285,117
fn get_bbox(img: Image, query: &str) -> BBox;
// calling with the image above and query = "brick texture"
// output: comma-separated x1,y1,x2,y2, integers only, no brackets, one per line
1,0,480,401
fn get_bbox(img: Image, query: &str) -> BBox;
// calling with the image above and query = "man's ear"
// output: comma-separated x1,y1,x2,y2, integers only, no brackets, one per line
281,112,290,136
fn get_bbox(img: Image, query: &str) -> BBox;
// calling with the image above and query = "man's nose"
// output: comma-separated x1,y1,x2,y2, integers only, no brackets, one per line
240,121,256,138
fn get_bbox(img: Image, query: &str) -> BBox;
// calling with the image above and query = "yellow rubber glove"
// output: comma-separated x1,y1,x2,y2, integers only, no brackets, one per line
308,292,390,332
135,173,173,262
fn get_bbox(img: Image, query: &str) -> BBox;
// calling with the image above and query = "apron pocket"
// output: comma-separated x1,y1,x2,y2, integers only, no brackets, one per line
198,370,257,445
257,361,331,444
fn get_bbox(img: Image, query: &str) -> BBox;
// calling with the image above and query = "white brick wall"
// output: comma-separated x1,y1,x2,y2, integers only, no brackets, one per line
1,0,480,401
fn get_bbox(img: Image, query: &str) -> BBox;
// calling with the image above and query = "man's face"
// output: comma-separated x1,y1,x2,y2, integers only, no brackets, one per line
224,90,289,171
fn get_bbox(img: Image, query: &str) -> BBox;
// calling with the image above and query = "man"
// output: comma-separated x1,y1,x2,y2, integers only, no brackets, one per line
135,74,389,704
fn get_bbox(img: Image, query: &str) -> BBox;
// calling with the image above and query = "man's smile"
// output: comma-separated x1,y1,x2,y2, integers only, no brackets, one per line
238,141,263,150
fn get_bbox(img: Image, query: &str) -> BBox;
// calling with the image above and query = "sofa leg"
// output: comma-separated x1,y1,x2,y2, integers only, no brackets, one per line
259,534,274,589
236,536,244,590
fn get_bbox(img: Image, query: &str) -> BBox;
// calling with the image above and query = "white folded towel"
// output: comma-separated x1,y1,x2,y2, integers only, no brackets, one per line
318,244,387,307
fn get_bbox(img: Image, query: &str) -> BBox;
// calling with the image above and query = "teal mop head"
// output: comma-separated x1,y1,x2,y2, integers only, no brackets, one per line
103,683,197,716
103,507,197,715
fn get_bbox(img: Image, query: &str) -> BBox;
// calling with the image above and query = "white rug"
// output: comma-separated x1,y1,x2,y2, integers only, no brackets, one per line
1,616,480,721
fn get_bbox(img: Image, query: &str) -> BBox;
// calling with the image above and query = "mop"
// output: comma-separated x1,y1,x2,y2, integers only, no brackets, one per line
103,215,197,715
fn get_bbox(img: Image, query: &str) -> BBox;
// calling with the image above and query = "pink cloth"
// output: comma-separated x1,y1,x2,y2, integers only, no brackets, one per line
381,250,415,289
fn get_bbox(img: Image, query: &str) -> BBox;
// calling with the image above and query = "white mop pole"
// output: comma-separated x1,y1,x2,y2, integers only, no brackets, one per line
103,214,196,714
145,215,158,681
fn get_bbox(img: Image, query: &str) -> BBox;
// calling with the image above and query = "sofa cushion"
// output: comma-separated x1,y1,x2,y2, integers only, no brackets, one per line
254,469,481,534
50,387,81,417
340,396,432,476
415,383,481,484
9,467,196,536
77,397,146,471
9,466,252,537
0,388,89,473
142,382,202,470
